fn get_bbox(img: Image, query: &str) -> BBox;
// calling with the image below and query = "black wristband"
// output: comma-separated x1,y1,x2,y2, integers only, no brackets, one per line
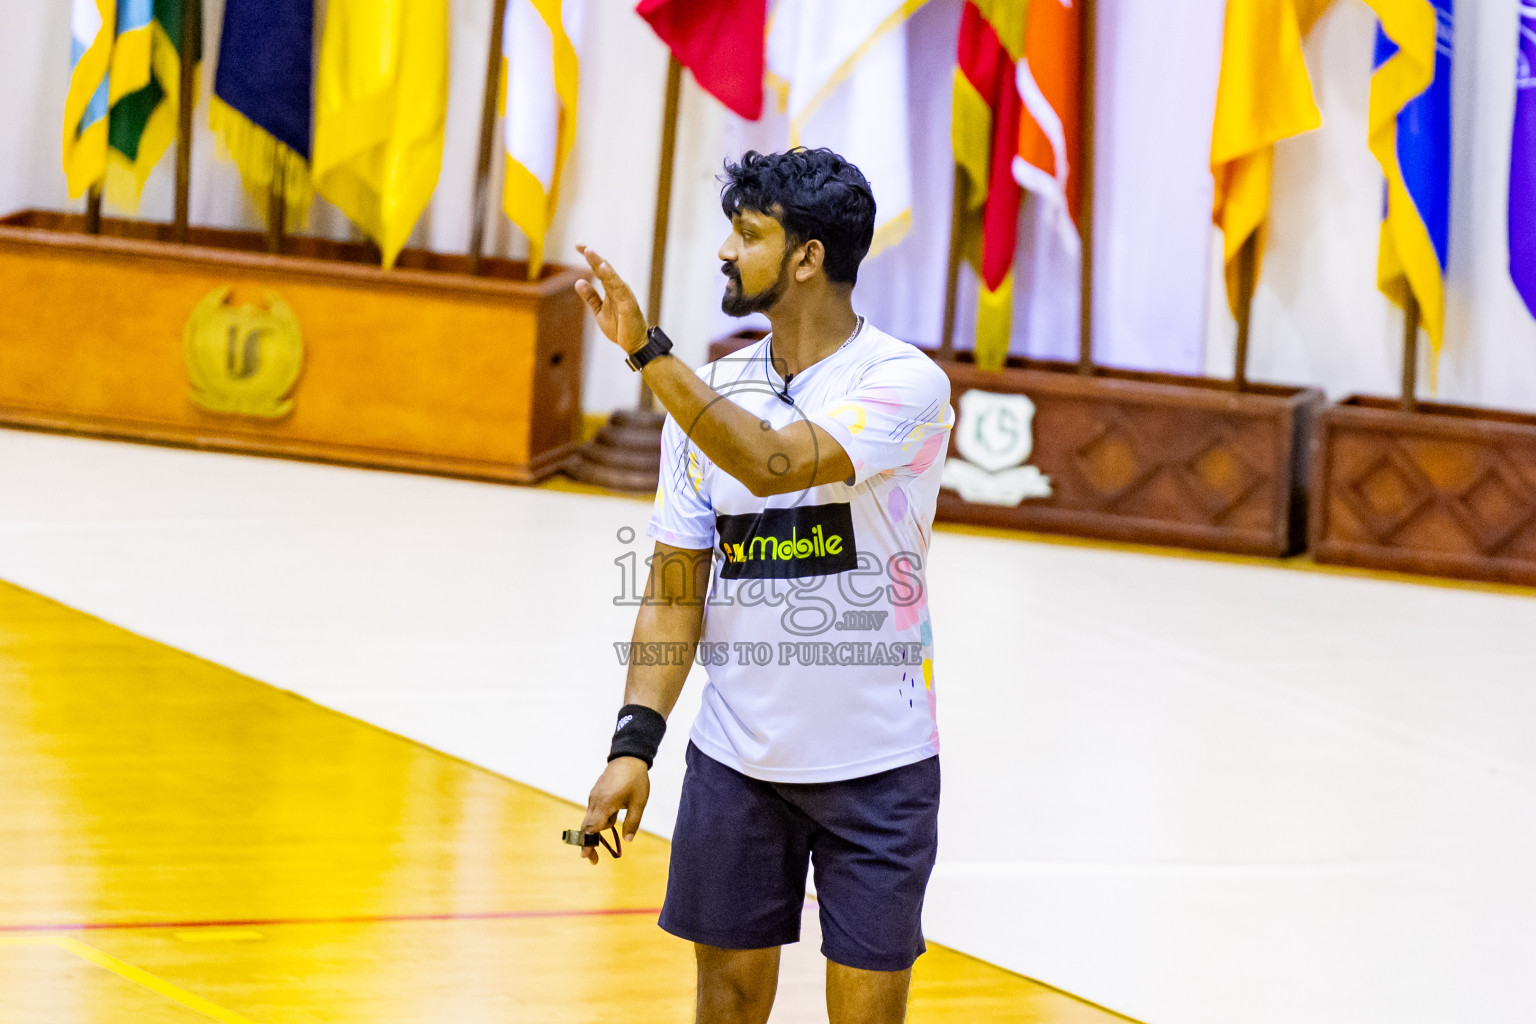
608,703,666,768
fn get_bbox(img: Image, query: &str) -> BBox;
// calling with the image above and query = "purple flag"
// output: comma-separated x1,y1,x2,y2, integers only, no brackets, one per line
1513,3,1536,317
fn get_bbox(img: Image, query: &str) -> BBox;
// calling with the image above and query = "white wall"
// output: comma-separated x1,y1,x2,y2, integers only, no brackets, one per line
1091,0,1229,374
4,0,1534,414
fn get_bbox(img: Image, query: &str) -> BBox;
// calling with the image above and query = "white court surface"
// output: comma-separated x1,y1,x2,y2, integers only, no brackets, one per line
1,427,1534,1024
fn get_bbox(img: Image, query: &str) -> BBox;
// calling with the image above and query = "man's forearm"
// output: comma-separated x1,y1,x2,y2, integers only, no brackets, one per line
641,354,781,491
623,598,706,719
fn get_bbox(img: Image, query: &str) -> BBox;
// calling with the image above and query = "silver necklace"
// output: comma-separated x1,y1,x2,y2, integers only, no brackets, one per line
767,315,863,406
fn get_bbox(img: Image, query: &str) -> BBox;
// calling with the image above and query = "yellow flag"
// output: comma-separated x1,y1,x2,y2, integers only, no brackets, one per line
63,0,116,199
500,0,583,278
1209,0,1330,315
312,0,448,269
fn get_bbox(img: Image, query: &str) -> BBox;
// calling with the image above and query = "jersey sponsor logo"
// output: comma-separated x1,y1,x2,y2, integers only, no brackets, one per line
716,503,858,579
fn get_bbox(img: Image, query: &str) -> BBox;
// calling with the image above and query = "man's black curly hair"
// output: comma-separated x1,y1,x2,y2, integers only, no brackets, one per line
719,148,877,286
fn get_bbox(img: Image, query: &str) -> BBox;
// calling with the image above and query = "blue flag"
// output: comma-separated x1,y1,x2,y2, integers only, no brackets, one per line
210,0,314,222
1368,0,1453,352
1513,2,1536,317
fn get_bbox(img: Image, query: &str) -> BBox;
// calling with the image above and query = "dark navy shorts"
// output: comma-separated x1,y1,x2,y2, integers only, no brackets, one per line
659,742,940,972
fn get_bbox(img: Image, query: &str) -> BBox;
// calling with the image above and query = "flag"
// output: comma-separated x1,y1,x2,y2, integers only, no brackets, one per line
1209,0,1331,316
1363,0,1453,353
210,0,315,227
636,0,766,120
1511,1,1536,318
953,0,1027,371
312,0,449,269
64,0,116,198
1012,0,1083,255
105,0,200,207
500,0,583,278
765,0,926,260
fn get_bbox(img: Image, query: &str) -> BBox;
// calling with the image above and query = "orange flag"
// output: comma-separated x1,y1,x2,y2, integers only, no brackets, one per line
1012,0,1083,252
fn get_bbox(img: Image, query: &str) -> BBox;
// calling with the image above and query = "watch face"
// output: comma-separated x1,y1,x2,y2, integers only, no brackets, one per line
630,330,670,371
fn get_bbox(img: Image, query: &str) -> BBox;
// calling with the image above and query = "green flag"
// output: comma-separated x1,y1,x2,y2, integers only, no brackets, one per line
106,0,201,206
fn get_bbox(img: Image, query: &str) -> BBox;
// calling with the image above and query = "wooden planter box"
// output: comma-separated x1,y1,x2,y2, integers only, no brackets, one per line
1312,396,1536,586
0,210,585,483
709,332,1323,557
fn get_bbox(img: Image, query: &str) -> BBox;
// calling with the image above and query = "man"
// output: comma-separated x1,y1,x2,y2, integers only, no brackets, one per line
573,148,953,1024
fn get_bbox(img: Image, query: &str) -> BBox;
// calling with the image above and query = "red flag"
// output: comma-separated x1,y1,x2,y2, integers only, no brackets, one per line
636,0,767,121
953,0,1028,370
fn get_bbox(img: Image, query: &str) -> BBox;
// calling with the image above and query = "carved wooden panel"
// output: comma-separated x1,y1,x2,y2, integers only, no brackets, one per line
936,362,1321,556
1312,397,1536,586
0,211,585,483
708,334,1321,557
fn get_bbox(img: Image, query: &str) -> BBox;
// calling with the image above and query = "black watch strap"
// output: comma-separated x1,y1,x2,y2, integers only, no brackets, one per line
626,326,674,372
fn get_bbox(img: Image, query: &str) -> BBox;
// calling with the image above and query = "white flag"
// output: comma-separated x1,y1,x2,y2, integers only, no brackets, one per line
765,0,925,257
502,0,583,276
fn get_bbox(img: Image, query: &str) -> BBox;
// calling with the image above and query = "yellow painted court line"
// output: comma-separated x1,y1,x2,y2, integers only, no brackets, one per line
0,936,261,1023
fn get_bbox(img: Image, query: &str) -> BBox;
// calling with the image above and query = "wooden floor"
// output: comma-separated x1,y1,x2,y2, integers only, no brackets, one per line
0,580,1127,1023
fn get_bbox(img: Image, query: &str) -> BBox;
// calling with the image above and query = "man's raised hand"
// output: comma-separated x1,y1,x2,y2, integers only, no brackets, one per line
573,245,647,356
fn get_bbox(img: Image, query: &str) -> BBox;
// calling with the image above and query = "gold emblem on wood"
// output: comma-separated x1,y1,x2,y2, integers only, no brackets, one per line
184,287,303,418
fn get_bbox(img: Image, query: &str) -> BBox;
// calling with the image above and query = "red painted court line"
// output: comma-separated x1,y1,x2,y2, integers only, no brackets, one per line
0,907,663,935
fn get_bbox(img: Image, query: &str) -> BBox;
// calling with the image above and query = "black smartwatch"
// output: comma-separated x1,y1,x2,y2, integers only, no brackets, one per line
625,326,674,372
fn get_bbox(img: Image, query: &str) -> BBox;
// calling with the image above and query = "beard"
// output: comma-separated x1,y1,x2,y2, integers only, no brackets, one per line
720,253,792,317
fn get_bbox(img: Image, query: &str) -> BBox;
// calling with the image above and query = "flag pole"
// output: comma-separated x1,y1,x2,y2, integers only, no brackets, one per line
86,186,103,235
638,55,685,412
1232,230,1258,391
1076,0,1098,376
938,170,965,362
266,158,286,255
563,55,680,491
468,0,511,275
1400,292,1420,412
173,0,201,243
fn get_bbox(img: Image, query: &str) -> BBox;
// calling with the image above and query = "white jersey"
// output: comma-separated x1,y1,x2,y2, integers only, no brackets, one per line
647,321,954,783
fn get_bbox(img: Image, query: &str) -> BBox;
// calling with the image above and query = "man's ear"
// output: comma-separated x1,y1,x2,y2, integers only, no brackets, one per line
794,239,824,282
